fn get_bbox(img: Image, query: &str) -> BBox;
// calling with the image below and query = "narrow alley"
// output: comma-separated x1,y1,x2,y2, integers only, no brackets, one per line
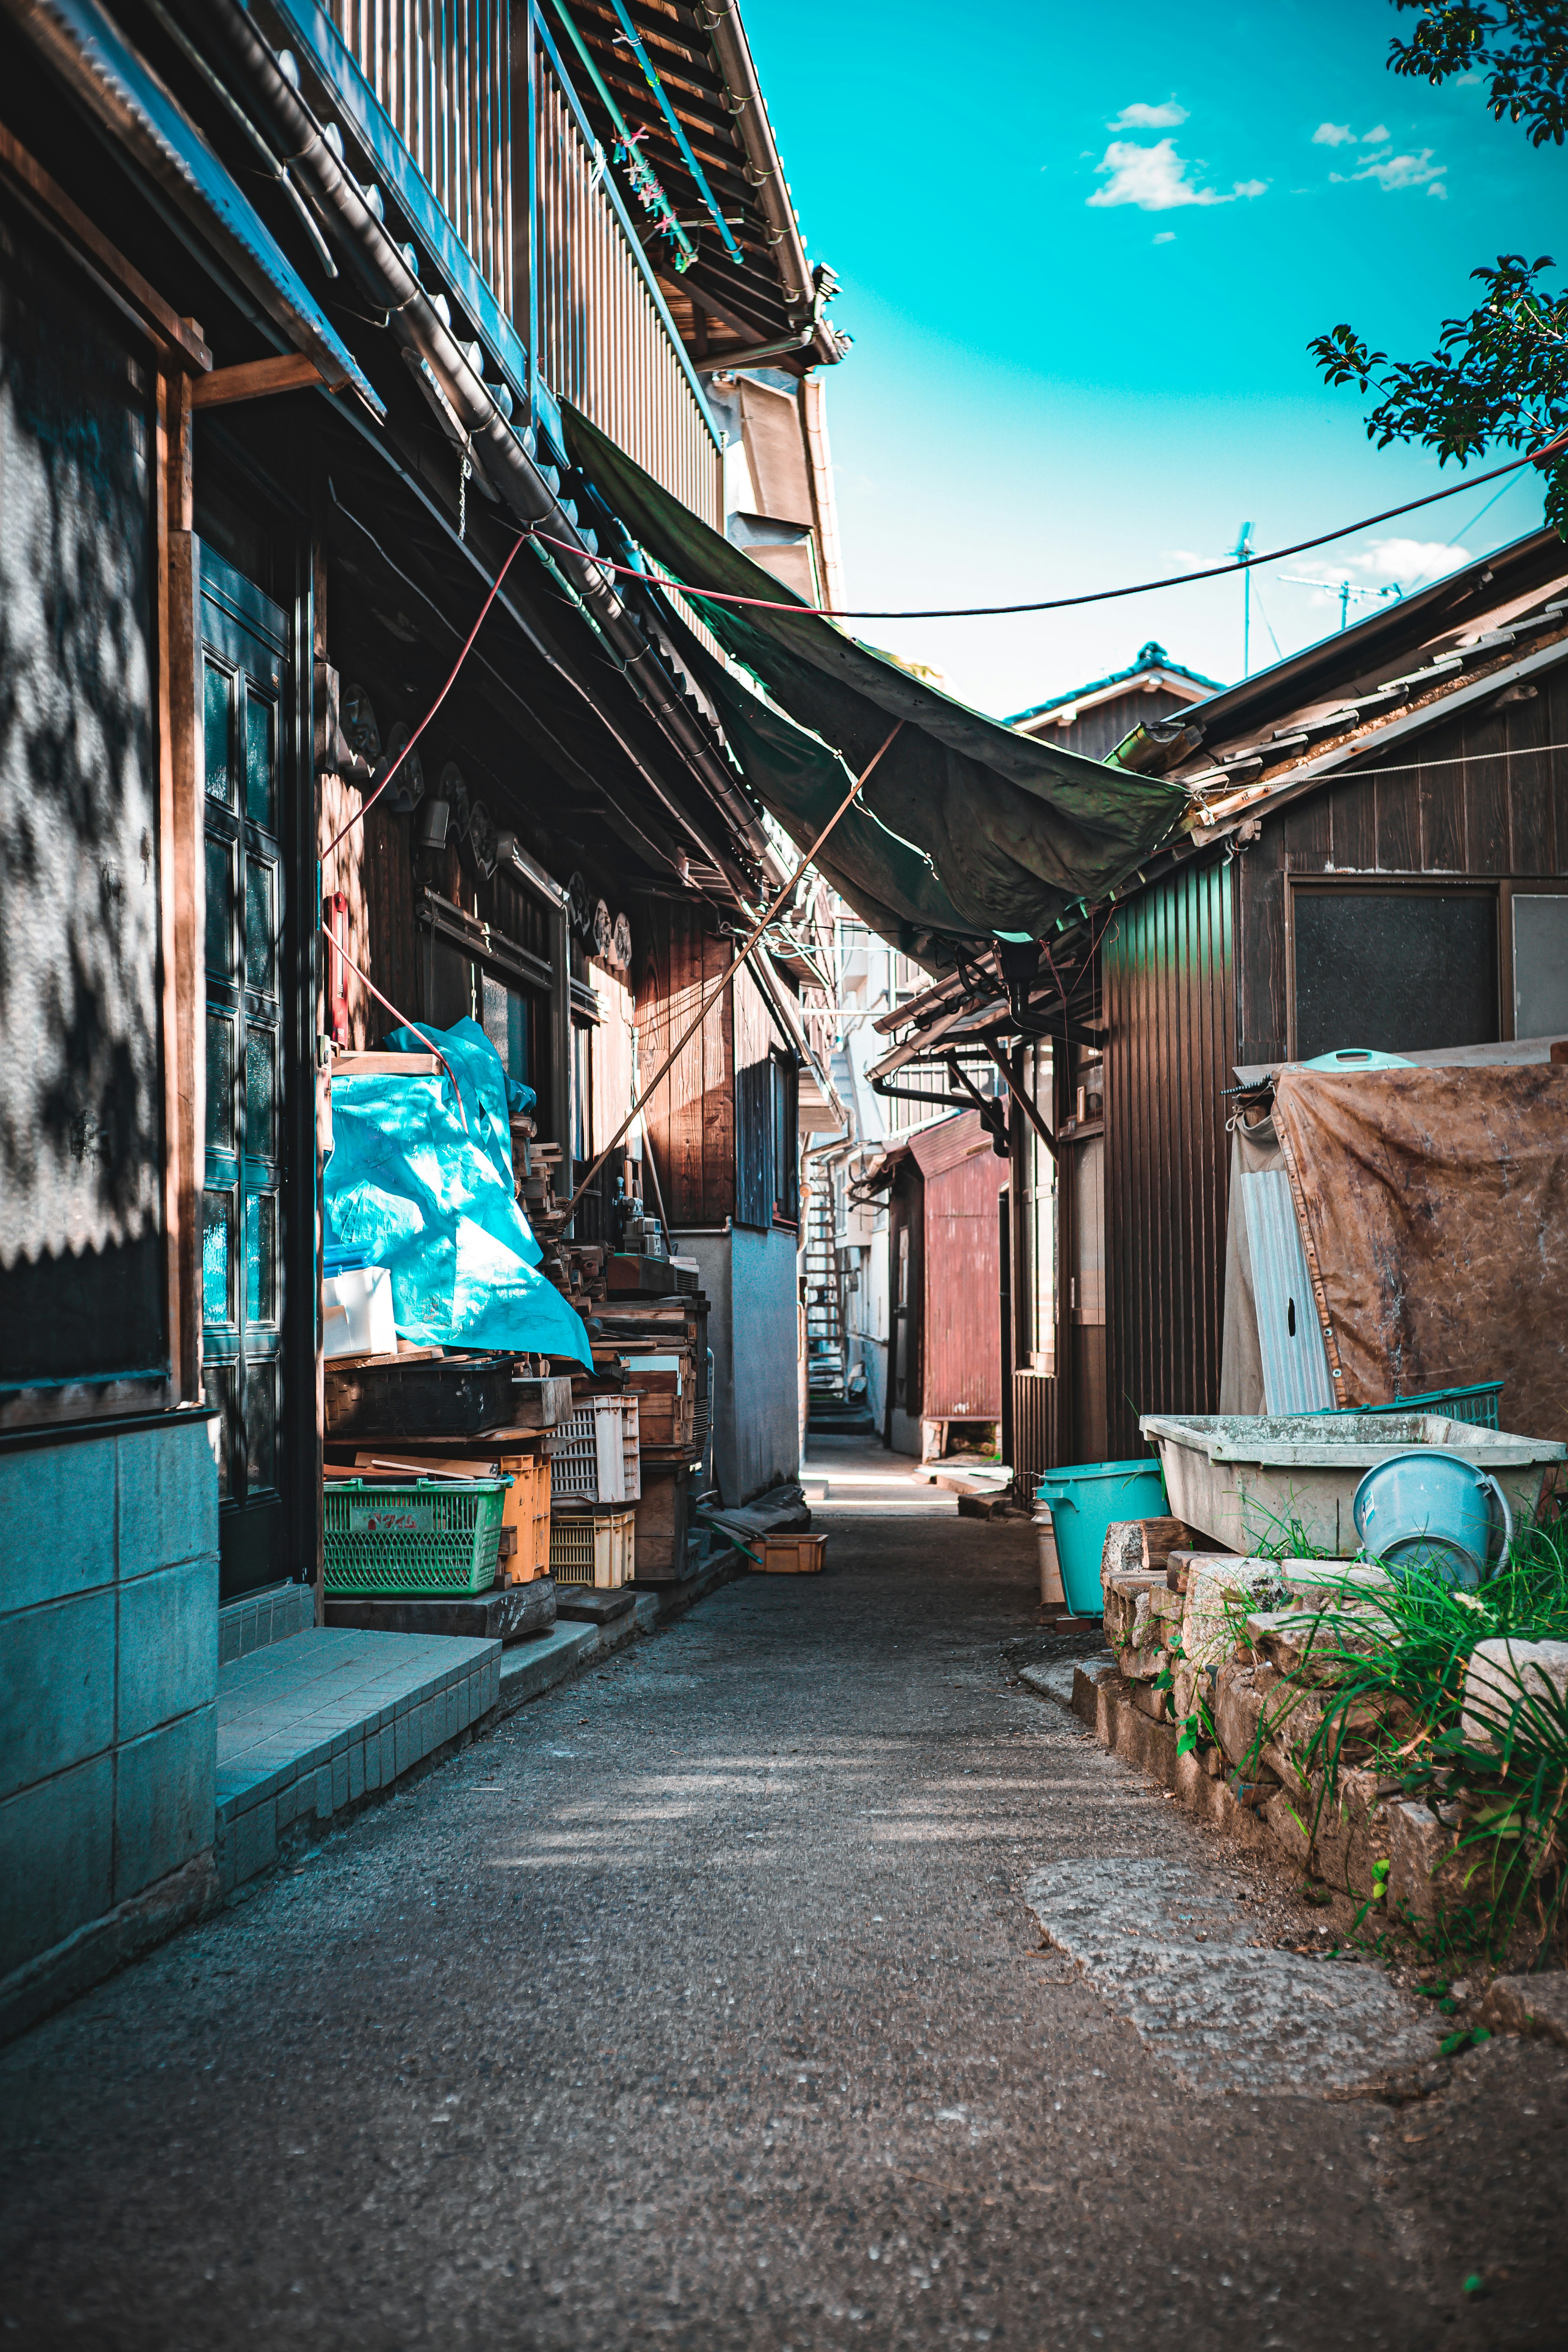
4,1459,1565,2351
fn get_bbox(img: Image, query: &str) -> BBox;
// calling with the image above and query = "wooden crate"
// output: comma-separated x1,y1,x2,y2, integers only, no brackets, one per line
754,1533,828,1575
633,1465,690,1578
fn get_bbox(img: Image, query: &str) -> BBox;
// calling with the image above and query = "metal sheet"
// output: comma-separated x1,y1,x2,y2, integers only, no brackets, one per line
920,1113,1005,1420
13,0,378,404
1239,1170,1334,1414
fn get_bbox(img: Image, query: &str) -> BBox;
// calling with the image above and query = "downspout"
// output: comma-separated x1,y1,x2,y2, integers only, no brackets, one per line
173,0,785,895
697,1,840,366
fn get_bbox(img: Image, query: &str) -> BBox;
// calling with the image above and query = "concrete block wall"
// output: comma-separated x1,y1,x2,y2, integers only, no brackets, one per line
0,1418,219,1989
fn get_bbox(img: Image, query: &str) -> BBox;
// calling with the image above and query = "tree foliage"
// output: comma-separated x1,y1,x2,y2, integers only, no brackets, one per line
1312,3,1568,535
1387,0,1568,145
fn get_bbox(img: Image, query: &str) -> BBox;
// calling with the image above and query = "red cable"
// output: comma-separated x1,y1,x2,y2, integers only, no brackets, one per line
325,929,468,1130
532,432,1568,624
322,531,526,863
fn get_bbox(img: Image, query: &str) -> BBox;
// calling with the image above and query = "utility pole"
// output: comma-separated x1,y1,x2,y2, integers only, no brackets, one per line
1233,521,1254,677
1280,575,1403,630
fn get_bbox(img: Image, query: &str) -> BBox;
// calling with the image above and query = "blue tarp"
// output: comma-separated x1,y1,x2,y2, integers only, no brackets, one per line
323,1017,591,1366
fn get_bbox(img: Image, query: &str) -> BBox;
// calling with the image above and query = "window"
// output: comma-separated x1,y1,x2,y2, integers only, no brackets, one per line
1514,895,1568,1040
771,1053,799,1223
1292,887,1498,1060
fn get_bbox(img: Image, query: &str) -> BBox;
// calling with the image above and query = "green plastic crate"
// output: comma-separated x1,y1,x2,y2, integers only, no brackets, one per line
323,1477,507,1595
1310,1380,1502,1431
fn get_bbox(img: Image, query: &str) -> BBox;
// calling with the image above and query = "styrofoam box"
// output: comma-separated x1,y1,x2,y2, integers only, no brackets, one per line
323,1265,396,1359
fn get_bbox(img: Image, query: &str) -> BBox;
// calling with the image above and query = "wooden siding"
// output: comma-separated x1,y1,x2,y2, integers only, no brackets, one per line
635,898,733,1226
330,0,512,315
1102,857,1234,1456
535,54,722,526
1236,657,1568,1062
1028,683,1196,764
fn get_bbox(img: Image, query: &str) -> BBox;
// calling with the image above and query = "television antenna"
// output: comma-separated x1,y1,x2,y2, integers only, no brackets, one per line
1279,573,1403,631
1232,521,1254,676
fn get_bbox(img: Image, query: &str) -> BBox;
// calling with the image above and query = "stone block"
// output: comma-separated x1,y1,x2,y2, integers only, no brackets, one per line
1481,1973,1568,2046
347,1740,364,1803
331,1747,349,1811
1310,1768,1388,1898
0,1586,116,1804
1461,1639,1568,1755
0,1753,115,1979
1182,1558,1292,1671
1071,1664,1109,1728
0,1437,116,1612
117,1556,220,1743
114,1705,216,1904
1386,1799,1456,1926
1129,1681,1171,1725
1212,1662,1281,1773
117,1420,218,1581
1262,1786,1313,1865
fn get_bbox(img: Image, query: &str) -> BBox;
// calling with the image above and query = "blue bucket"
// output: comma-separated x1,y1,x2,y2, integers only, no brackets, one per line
1352,1448,1514,1587
1035,1457,1169,1616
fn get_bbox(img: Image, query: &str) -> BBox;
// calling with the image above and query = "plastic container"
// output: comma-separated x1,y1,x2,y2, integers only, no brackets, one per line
1140,1412,1564,1559
550,1504,635,1588
323,1477,508,1594
322,1264,395,1360
551,1394,641,1503
1309,1380,1503,1431
1352,1449,1514,1586
1033,1459,1168,1616
1301,1049,1414,1071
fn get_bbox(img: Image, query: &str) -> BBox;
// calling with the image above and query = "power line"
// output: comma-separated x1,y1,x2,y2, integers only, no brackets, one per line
532,432,1566,623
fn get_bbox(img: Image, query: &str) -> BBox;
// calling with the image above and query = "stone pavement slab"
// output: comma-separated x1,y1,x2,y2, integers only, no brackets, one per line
1024,1853,1442,2096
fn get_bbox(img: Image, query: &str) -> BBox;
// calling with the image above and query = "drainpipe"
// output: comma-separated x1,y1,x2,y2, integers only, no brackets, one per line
174,0,785,896
800,374,844,617
697,2,842,367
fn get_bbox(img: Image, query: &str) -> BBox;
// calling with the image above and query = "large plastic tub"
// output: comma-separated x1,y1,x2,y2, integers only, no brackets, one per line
1035,1458,1168,1615
1140,1413,1565,1559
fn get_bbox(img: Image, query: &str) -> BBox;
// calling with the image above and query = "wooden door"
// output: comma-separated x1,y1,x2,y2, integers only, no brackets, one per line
1067,1134,1107,1465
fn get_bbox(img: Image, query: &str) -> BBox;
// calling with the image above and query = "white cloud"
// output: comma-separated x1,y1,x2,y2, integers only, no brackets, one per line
1289,539,1468,604
1153,229,1176,243
1110,98,1189,129
1312,122,1355,146
1088,138,1267,211
1350,146,1447,193
1362,123,1390,143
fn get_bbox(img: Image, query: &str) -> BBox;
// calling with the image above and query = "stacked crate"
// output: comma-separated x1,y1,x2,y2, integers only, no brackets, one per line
547,1392,641,1588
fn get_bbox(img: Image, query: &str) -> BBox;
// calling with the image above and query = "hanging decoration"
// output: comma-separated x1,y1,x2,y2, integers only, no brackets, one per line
548,0,697,271
378,722,425,814
611,911,633,970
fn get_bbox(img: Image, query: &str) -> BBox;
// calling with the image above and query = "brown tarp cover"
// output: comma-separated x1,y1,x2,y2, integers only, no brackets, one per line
1272,1065,1568,1443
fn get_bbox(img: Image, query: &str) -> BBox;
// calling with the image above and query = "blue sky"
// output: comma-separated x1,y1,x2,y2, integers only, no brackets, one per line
744,0,1568,716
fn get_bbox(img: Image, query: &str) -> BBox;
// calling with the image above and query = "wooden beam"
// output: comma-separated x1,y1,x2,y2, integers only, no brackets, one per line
190,352,325,408
0,118,211,373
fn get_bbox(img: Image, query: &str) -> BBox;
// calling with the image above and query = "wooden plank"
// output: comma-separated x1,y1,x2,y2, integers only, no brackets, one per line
189,353,323,408
1325,775,1372,871
1419,739,1466,872
1506,684,1555,877
163,374,201,1401
1235,828,1286,1063
1463,703,1512,873
0,118,210,373
1374,756,1420,872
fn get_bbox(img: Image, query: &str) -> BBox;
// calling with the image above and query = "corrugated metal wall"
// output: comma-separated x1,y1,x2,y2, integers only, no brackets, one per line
916,1116,1005,1421
535,58,722,527
330,0,512,314
1102,857,1234,1456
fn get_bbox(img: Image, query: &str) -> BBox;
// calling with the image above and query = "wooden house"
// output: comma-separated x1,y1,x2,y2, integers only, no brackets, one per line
0,0,844,2009
1009,641,1220,762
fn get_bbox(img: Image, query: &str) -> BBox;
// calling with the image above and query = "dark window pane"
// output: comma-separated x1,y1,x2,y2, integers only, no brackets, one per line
202,1364,235,1498
203,1191,233,1325
245,1191,276,1324
245,691,275,832
205,835,230,978
203,662,232,804
1294,891,1498,1060
245,1360,276,1489
245,1028,274,1159
206,1013,234,1152
245,857,275,993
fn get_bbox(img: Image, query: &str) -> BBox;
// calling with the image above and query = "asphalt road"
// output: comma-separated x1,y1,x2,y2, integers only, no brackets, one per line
3,1461,1566,2350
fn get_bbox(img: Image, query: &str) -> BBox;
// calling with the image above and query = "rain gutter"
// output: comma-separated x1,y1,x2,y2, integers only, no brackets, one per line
172,0,784,894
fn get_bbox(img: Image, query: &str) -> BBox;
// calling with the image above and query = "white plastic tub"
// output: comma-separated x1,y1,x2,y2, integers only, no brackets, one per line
1139,1412,1565,1558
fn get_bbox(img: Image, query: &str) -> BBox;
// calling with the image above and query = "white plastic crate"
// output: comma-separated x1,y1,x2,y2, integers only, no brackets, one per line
551,1394,641,1503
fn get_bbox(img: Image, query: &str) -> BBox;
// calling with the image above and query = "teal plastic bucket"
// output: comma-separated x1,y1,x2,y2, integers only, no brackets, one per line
1035,1457,1169,1615
1352,1448,1514,1588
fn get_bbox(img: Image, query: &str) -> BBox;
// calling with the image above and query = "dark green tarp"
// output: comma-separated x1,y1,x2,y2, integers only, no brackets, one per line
566,405,1188,958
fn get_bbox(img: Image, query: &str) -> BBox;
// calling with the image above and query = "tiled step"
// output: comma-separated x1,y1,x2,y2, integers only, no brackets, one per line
215,1628,499,1892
